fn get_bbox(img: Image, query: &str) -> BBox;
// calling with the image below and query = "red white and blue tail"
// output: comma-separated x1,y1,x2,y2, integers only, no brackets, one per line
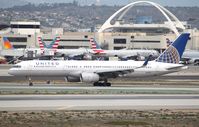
89,38,104,54
52,37,60,52
38,37,45,54
38,36,60,53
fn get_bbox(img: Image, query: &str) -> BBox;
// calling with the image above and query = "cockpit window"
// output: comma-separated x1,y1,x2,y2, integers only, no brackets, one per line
13,65,21,68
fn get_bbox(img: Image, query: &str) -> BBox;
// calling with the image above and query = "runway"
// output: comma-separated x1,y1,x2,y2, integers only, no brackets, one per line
0,94,199,111
0,84,199,94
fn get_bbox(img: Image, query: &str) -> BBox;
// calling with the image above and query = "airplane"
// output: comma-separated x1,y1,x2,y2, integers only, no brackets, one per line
51,48,92,60
0,37,60,62
181,50,199,65
89,38,159,60
37,36,93,60
8,33,190,86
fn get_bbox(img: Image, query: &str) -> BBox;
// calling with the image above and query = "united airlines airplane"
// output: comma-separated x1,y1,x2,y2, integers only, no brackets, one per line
8,33,190,86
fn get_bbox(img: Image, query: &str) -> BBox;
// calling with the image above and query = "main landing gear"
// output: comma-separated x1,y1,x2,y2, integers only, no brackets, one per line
93,82,111,87
93,79,111,87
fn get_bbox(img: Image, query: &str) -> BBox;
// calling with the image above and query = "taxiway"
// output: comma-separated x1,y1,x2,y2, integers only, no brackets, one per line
0,94,198,111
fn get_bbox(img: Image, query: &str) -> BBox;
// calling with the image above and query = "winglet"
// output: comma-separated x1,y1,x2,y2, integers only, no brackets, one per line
143,55,152,66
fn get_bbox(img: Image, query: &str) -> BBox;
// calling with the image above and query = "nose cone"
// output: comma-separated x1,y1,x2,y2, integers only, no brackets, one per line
8,69,15,76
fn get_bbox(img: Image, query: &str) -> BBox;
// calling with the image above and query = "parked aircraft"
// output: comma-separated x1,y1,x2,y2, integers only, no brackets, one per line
181,50,199,65
0,37,60,62
37,37,159,60
8,33,190,86
37,36,92,60
89,38,159,60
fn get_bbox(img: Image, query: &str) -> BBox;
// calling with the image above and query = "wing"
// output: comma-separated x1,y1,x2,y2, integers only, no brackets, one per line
166,65,187,71
95,68,135,78
95,55,151,78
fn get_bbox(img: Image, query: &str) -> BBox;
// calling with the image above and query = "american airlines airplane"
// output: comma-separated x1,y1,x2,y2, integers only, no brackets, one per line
53,48,92,60
89,38,159,60
8,33,190,86
38,37,92,60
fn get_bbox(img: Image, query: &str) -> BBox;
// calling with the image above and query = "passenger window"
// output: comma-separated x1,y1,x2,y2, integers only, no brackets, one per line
13,65,21,68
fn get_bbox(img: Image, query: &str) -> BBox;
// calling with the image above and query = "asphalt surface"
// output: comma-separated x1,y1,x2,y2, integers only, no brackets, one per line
0,94,198,111
0,84,199,94
1,84,199,91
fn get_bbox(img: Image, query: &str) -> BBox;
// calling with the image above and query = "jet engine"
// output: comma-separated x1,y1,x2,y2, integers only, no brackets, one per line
83,53,92,60
80,73,100,83
65,76,80,82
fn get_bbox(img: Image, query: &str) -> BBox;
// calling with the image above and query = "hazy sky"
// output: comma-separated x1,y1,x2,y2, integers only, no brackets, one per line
25,0,199,7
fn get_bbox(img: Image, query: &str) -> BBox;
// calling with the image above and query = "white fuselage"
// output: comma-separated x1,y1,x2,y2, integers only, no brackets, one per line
55,48,90,56
102,50,159,58
8,60,186,79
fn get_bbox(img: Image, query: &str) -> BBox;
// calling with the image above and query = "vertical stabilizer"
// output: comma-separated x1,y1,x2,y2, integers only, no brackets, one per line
156,33,190,64
90,38,102,49
3,37,13,49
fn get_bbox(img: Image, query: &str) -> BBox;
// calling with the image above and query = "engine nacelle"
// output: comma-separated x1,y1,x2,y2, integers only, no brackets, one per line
83,53,92,60
80,73,100,83
65,76,80,82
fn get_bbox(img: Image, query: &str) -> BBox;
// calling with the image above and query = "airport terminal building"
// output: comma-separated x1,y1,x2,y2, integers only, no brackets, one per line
0,1,199,54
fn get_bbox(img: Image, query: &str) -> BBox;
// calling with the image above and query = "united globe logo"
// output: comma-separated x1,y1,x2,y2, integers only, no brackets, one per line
157,46,180,64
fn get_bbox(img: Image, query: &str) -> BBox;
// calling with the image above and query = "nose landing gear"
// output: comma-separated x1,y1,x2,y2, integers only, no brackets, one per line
27,77,33,86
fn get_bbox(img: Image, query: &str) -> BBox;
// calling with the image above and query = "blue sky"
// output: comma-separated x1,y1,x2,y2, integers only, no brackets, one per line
25,0,199,7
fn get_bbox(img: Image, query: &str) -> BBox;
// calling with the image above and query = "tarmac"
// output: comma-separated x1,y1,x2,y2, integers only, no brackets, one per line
0,94,199,111
0,65,199,111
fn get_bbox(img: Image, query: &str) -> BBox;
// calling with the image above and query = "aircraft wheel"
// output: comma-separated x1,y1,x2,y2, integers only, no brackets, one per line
93,82,98,86
29,82,33,86
46,80,51,84
93,82,111,87
106,83,111,87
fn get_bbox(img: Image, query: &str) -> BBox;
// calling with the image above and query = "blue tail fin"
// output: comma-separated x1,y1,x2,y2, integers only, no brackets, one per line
156,33,190,64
